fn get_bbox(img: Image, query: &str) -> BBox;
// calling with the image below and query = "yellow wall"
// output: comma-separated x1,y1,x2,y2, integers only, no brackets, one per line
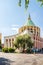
19,26,40,37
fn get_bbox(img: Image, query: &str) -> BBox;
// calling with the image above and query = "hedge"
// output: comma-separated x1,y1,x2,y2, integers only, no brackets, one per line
2,48,15,53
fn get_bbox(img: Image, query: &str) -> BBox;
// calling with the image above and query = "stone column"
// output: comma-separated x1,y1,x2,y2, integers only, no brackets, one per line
11,38,13,48
8,39,10,48
4,38,6,48
4,38,8,48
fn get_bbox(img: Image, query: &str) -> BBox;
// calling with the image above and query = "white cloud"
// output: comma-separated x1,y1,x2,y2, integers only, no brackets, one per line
11,27,19,33
12,24,19,27
11,24,19,33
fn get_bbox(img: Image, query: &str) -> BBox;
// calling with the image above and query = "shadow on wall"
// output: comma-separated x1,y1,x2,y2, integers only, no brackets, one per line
0,57,15,65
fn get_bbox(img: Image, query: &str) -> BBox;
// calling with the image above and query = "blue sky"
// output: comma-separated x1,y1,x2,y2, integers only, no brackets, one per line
0,0,43,43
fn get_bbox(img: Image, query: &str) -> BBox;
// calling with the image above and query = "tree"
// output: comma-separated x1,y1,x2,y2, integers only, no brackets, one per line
14,35,24,49
14,34,34,52
18,0,29,10
18,0,43,10
37,0,43,6
0,39,2,49
23,34,34,48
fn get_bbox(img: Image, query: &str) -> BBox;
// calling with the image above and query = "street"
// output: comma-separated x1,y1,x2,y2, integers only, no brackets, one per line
0,52,43,65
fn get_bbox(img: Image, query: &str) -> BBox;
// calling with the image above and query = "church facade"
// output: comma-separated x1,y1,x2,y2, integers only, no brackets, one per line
4,15,43,50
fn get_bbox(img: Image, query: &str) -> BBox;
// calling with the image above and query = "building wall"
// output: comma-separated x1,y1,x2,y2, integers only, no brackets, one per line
19,26,43,49
33,34,43,49
4,26,43,50
19,26,40,37
4,35,16,48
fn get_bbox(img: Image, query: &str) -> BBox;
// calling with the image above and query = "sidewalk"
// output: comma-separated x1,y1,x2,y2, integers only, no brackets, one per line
0,52,43,65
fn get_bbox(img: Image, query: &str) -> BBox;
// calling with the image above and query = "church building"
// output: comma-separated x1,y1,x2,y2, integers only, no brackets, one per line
4,15,43,50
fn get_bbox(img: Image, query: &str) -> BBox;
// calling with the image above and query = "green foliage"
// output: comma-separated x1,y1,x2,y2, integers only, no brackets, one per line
25,0,29,9
18,0,29,10
0,46,2,49
2,48,8,53
26,47,34,53
18,0,21,6
26,47,31,53
14,34,34,50
37,0,43,6
2,48,15,53
14,35,24,48
0,40,1,44
23,34,34,48
0,40,2,49
8,48,15,53
18,0,43,10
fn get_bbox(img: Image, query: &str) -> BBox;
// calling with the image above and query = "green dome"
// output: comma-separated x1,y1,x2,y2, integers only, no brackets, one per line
24,15,35,26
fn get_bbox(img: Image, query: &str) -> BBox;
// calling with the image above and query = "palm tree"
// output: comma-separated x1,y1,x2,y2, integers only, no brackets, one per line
18,0,43,10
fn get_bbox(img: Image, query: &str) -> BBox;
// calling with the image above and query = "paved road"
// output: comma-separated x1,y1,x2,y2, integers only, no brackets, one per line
0,52,43,65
